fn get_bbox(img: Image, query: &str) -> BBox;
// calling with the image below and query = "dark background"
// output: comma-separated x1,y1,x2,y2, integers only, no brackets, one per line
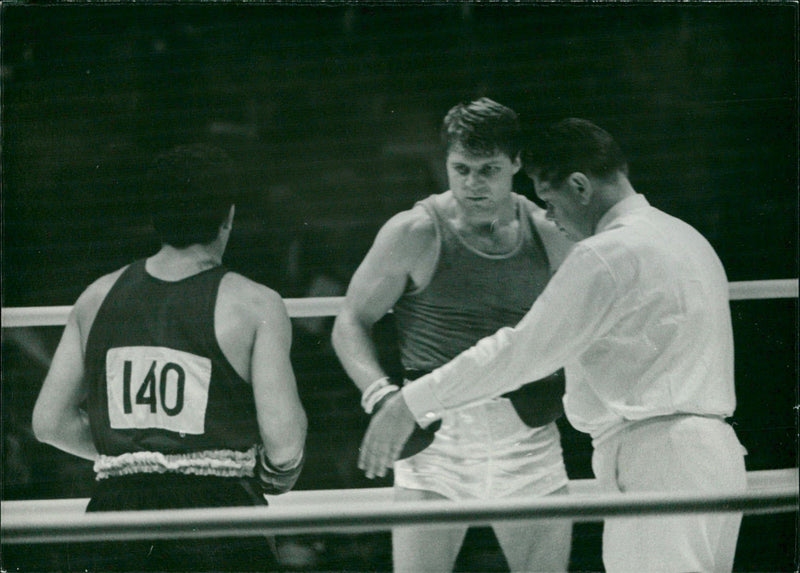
1,3,797,571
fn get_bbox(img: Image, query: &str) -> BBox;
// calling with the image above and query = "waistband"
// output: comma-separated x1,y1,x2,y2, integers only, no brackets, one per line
94,446,257,480
592,412,727,448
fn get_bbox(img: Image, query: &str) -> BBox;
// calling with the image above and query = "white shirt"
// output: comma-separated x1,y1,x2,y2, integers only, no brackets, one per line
403,194,737,444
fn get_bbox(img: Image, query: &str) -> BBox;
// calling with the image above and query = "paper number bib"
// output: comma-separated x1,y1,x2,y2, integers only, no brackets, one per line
106,346,211,434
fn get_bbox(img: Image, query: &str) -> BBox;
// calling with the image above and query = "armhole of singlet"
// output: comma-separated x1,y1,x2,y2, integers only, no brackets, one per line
84,262,140,354
528,201,572,276
519,197,553,274
207,269,250,386
403,199,442,297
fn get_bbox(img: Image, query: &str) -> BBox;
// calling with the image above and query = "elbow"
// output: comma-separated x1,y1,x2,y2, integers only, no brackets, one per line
331,310,367,357
289,409,309,459
263,410,308,467
294,409,309,450
32,403,58,445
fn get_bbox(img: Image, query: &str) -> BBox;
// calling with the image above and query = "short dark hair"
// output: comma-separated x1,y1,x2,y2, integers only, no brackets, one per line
145,144,238,248
524,118,628,185
441,97,522,159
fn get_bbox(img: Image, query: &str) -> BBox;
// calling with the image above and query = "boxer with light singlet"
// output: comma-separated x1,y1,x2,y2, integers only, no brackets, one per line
333,98,574,573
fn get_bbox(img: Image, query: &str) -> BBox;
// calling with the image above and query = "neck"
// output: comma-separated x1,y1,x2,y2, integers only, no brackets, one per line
590,177,637,235
147,244,222,279
458,197,516,234
448,200,519,254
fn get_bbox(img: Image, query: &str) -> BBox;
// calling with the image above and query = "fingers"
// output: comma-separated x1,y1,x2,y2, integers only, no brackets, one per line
357,415,379,477
358,416,401,479
357,395,415,479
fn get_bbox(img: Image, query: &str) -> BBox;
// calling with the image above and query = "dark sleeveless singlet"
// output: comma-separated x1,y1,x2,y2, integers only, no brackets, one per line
79,260,277,573
85,259,260,456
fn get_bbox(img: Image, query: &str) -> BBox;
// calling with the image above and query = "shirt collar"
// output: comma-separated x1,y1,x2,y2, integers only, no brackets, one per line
595,193,650,234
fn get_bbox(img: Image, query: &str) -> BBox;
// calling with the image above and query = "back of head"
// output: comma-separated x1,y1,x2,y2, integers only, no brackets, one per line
146,144,238,248
525,118,628,185
441,97,521,159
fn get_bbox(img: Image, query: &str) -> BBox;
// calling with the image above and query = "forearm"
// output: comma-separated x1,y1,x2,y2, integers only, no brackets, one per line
261,412,307,466
32,314,98,461
402,246,615,424
257,443,304,495
257,410,306,495
36,408,98,461
402,322,556,424
331,313,389,392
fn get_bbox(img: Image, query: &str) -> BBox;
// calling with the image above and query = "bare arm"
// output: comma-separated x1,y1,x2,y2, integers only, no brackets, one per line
32,297,99,461
251,290,307,467
331,209,436,392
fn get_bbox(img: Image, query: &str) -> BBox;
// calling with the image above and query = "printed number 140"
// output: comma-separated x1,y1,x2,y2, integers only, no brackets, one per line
123,360,185,416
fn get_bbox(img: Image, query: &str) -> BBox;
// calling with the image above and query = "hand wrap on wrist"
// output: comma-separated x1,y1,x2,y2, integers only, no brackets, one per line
257,446,304,496
361,376,401,414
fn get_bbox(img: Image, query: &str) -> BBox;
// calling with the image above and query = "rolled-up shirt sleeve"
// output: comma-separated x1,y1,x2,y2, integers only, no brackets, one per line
402,243,619,426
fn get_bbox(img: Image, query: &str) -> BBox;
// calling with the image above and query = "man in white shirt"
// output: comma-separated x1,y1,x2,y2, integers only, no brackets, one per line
358,118,748,573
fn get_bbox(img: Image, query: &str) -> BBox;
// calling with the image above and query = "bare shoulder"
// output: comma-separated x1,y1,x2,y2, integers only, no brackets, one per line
516,194,557,238
218,272,288,323
215,273,290,379
517,194,575,269
384,203,435,238
73,265,129,334
76,266,128,306
515,193,547,220
374,202,437,262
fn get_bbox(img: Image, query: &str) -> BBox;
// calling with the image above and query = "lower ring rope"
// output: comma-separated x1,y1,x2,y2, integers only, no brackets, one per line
2,469,796,544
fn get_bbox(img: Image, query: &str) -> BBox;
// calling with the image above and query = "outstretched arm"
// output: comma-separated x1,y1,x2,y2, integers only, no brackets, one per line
359,243,619,477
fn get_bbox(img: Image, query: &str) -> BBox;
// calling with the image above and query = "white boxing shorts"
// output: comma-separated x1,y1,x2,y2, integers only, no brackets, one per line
393,397,568,500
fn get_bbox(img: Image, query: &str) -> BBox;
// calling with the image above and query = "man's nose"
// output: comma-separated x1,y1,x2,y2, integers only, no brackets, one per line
464,172,481,188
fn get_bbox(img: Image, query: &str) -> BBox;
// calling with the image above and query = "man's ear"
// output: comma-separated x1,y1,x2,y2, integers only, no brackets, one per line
511,153,522,174
567,172,593,205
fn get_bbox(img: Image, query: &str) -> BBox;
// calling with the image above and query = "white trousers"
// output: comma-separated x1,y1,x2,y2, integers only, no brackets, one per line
592,415,747,573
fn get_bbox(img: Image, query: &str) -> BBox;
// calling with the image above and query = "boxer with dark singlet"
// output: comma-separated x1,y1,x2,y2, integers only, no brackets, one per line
33,144,307,572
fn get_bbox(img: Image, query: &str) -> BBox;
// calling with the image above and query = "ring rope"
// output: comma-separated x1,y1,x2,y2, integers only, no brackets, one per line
1,278,798,328
2,475,797,544
1,279,796,544
2,469,796,543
